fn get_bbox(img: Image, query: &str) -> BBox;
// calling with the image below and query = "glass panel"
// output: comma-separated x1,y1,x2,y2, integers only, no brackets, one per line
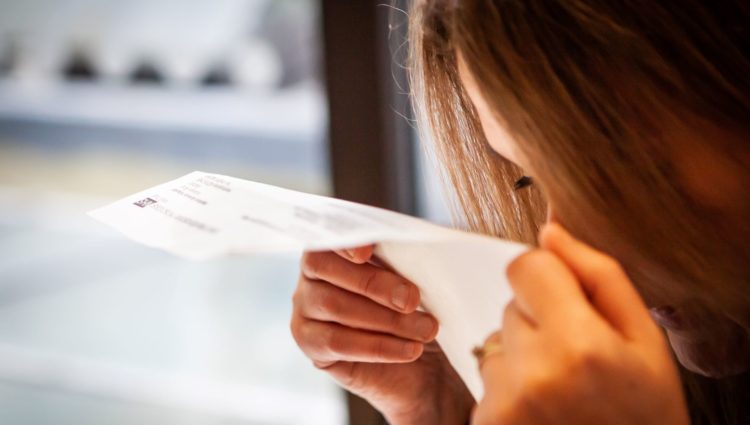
413,130,453,225
0,1,344,424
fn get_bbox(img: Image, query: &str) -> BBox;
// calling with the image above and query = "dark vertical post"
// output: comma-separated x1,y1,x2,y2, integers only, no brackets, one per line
321,0,415,213
320,1,416,424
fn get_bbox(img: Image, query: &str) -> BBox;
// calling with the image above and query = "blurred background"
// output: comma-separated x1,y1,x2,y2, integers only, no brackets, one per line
0,0,448,424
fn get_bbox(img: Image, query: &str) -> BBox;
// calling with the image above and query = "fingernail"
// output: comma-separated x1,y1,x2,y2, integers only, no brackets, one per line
416,316,436,340
391,285,410,310
343,249,355,259
403,341,421,359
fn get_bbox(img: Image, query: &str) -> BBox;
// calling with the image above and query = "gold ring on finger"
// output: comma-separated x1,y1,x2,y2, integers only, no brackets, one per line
472,337,505,368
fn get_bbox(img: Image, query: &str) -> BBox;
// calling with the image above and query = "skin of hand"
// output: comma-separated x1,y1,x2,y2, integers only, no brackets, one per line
290,246,475,425
472,223,690,425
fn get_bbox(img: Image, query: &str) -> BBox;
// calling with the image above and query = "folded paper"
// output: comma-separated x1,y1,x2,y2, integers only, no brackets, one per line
88,171,529,400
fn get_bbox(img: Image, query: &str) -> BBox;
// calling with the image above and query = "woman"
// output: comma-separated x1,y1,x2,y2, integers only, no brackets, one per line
290,1,750,424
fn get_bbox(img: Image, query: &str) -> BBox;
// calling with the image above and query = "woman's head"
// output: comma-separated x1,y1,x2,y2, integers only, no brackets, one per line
409,0,750,377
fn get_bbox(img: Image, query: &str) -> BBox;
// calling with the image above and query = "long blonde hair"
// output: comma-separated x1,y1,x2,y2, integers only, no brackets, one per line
408,1,750,423
409,0,749,317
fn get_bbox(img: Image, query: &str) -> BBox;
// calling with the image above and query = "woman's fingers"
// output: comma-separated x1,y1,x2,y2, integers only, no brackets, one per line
302,251,420,313
313,361,386,395
539,223,655,339
476,332,511,401
297,277,438,342
501,300,536,351
293,250,430,366
478,303,535,400
506,249,590,327
292,317,424,363
313,361,359,389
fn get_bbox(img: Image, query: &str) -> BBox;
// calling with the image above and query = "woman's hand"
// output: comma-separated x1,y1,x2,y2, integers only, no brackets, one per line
473,223,689,425
291,246,474,425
